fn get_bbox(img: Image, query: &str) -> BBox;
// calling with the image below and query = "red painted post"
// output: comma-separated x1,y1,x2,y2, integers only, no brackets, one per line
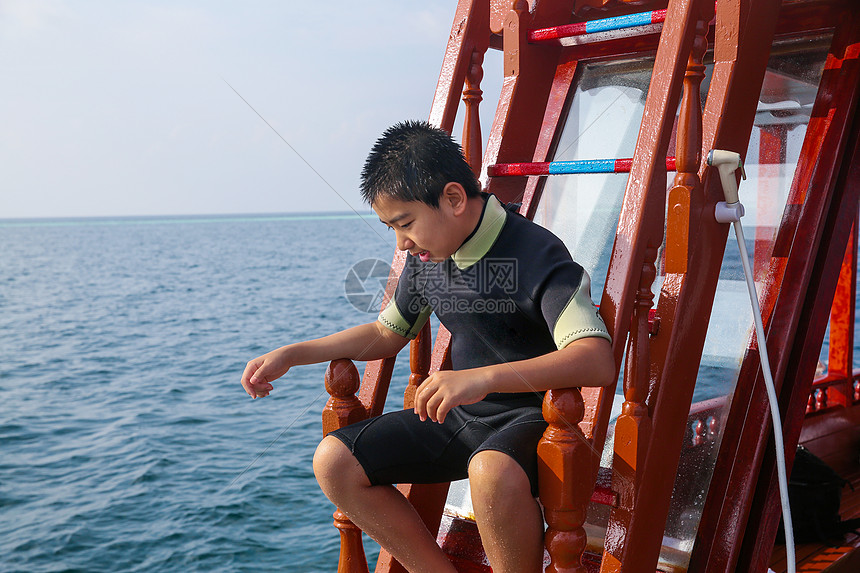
538,388,594,573
403,322,432,409
826,220,857,407
323,359,370,573
597,0,714,570
462,46,486,177
665,15,707,274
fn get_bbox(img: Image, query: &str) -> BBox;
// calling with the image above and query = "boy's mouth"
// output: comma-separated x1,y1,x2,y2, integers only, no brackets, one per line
417,250,431,262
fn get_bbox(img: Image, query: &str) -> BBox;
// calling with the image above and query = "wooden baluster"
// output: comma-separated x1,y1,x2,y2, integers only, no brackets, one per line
665,17,707,274
599,244,659,573
692,419,705,446
323,359,366,434
613,243,658,482
815,388,828,411
538,387,595,573
403,321,432,409
323,359,370,573
462,47,485,176
601,6,711,570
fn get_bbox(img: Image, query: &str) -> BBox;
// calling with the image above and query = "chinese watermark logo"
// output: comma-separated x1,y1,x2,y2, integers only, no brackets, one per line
344,257,520,315
344,258,390,313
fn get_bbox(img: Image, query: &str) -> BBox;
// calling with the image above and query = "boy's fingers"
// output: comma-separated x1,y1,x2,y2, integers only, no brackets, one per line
249,363,288,386
241,360,276,399
424,392,445,423
250,364,278,387
414,397,427,421
414,377,433,421
436,400,452,424
249,379,273,392
241,361,261,386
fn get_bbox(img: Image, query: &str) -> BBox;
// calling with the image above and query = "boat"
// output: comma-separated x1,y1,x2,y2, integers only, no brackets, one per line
319,0,860,571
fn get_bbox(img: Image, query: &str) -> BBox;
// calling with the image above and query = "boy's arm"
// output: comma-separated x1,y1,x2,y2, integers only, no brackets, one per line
414,336,614,423
241,321,410,399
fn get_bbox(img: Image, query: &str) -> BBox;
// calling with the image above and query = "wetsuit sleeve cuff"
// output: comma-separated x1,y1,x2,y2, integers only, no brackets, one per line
378,300,432,340
552,276,612,349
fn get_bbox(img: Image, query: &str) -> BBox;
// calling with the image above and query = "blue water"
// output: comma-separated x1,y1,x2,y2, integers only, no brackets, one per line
0,214,412,572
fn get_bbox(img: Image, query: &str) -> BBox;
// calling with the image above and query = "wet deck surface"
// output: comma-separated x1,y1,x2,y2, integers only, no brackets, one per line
770,414,860,573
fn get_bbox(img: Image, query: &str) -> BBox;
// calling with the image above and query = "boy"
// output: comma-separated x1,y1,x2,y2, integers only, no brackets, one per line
240,121,614,573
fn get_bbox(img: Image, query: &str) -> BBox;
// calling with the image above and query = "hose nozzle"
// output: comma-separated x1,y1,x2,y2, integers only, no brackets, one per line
707,149,746,204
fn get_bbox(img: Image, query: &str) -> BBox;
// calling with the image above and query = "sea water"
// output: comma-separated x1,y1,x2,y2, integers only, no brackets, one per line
0,214,409,572
0,213,853,572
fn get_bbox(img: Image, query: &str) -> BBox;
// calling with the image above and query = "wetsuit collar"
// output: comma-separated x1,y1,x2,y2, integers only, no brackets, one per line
451,194,507,270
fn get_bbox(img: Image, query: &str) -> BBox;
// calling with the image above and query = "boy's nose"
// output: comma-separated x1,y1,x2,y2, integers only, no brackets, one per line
397,235,414,251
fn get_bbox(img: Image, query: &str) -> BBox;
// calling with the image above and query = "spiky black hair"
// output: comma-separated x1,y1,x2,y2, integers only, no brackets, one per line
360,120,480,208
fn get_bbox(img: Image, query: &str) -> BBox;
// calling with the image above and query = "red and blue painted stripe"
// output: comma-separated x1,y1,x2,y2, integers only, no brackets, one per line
488,157,676,177
529,9,667,43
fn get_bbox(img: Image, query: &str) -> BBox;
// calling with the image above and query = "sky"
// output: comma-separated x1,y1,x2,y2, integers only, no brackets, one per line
0,0,500,219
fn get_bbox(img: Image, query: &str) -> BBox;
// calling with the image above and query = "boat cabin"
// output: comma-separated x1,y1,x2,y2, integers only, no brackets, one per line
321,0,860,571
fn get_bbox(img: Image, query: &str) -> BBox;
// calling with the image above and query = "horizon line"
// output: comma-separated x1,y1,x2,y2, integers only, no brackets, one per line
0,210,377,228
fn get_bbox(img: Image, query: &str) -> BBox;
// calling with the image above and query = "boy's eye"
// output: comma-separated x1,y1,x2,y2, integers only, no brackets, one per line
401,222,412,229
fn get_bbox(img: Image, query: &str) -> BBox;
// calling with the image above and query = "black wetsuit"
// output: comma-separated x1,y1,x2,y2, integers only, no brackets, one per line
331,194,610,494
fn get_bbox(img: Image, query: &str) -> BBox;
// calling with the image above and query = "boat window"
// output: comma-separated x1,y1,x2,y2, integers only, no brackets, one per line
664,35,832,570
533,34,832,571
700,36,831,397
533,57,655,299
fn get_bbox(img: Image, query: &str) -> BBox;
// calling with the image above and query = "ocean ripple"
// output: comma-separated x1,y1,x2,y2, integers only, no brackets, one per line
1,215,402,572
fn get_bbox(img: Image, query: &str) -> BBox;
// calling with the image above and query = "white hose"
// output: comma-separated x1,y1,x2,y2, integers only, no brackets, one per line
710,149,795,572
731,216,796,573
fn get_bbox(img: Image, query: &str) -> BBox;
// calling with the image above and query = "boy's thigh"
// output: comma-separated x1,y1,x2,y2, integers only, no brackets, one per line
328,401,547,492
328,407,481,486
468,406,547,496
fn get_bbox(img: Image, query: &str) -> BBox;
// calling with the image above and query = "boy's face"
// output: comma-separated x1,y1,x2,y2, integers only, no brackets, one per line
373,194,464,263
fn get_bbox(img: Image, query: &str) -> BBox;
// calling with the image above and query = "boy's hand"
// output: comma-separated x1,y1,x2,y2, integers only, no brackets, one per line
241,347,291,399
414,370,490,424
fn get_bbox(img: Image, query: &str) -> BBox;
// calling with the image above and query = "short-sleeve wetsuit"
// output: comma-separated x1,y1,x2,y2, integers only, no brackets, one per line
330,193,610,494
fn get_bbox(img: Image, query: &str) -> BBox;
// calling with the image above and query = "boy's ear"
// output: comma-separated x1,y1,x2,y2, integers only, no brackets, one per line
441,182,468,215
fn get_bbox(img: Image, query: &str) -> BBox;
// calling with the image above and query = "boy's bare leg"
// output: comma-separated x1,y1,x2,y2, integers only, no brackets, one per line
469,450,545,573
313,436,457,573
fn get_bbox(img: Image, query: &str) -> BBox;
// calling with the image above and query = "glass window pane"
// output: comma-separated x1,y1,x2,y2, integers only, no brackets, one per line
534,58,653,298
661,36,831,569
534,35,832,571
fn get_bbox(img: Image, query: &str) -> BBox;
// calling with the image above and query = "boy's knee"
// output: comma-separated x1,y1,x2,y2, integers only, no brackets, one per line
313,435,368,491
468,450,531,500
